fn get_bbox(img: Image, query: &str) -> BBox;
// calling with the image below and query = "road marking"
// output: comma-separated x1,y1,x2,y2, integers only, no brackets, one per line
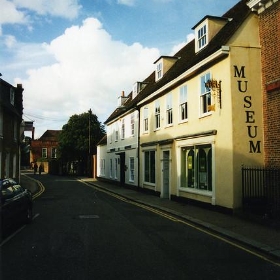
21,174,45,200
79,215,99,219
0,213,40,247
80,179,280,267
0,225,26,247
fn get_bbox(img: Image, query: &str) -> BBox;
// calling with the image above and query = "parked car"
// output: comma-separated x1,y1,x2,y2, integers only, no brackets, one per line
0,178,33,238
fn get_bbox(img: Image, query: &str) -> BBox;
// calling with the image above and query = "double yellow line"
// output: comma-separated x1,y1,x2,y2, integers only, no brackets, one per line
21,174,45,200
81,179,280,267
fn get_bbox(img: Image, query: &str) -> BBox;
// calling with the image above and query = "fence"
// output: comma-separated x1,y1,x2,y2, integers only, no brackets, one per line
242,166,280,219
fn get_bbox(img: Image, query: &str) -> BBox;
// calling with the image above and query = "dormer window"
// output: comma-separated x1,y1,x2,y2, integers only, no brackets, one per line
156,62,163,81
154,56,179,82
198,24,207,50
193,16,228,53
132,81,148,99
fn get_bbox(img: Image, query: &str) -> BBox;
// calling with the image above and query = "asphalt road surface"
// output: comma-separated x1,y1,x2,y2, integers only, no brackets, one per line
0,174,279,280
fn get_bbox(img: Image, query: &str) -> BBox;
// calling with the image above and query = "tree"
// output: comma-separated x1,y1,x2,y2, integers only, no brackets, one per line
58,111,105,173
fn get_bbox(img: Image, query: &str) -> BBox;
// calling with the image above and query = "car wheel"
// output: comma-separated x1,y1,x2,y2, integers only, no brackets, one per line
26,207,33,224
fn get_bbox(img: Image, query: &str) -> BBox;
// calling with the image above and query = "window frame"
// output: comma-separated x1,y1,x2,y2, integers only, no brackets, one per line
51,148,57,159
166,93,173,126
156,61,163,80
144,150,156,184
129,157,135,182
143,108,149,133
180,144,212,193
131,113,135,136
179,85,188,122
200,73,212,115
42,148,47,159
155,100,160,130
121,119,125,139
198,24,207,50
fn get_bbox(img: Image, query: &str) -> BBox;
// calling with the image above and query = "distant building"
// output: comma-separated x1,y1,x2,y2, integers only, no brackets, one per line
0,78,24,181
30,130,61,174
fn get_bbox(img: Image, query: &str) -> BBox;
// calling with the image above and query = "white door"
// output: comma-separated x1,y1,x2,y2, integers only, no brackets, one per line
162,151,170,199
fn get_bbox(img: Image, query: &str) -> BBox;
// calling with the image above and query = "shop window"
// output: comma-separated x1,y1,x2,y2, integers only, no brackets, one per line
181,144,212,192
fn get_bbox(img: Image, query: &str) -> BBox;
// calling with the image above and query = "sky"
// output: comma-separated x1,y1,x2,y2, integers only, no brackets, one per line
0,0,239,138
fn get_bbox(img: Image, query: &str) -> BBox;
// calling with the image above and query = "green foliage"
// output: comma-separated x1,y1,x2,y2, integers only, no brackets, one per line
58,111,105,161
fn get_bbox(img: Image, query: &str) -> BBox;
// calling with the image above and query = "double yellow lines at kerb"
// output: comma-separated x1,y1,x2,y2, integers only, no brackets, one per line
21,174,45,200
80,179,280,267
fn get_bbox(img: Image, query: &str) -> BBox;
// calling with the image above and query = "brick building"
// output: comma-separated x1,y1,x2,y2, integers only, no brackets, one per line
248,0,280,167
0,78,24,181
30,130,61,174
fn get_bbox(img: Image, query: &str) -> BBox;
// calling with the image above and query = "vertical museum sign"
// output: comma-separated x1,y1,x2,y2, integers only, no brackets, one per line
234,65,261,153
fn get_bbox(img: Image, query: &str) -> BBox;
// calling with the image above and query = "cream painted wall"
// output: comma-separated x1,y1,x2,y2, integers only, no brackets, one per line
139,13,263,209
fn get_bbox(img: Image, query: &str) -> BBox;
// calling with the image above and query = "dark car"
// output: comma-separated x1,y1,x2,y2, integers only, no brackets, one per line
0,178,33,238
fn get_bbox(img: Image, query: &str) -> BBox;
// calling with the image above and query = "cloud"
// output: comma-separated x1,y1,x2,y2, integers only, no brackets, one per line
1,0,81,22
0,0,29,25
170,33,195,55
15,17,160,137
117,0,135,6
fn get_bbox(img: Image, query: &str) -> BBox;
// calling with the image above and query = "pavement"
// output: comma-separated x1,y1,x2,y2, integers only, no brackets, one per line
20,171,280,262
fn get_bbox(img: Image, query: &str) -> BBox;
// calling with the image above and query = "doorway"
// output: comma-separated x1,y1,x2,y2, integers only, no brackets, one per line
161,150,170,199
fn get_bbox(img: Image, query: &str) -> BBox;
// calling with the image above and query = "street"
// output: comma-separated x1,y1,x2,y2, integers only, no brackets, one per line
1,174,280,280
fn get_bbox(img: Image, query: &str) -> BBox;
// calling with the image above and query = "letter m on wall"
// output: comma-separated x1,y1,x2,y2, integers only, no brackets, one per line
234,65,246,78
249,141,261,153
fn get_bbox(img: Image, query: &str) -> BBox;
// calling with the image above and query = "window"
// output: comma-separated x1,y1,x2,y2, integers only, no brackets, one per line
114,158,118,179
131,113,135,136
10,88,15,105
108,126,112,144
200,73,211,114
144,151,155,184
110,159,113,178
0,109,3,137
143,108,149,132
51,148,57,158
100,159,105,176
13,117,17,141
129,157,135,182
179,85,188,121
115,124,119,142
42,148,47,158
166,94,173,125
180,144,212,192
121,119,125,139
156,62,163,80
155,100,160,129
198,25,207,50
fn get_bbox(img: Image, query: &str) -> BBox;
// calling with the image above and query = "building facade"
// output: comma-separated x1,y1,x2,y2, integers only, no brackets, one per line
97,0,266,211
247,0,280,167
0,79,24,181
30,130,61,174
98,91,140,187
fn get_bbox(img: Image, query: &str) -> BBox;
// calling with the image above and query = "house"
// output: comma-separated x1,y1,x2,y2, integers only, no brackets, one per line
247,0,280,168
0,78,24,181
98,90,141,187
97,0,265,212
30,130,61,174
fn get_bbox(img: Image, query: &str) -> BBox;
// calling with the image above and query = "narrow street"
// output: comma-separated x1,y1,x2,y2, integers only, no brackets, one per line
1,174,279,280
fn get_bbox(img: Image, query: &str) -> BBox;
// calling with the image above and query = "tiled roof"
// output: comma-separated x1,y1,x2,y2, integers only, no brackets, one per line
104,0,250,124
97,134,107,146
39,130,61,141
